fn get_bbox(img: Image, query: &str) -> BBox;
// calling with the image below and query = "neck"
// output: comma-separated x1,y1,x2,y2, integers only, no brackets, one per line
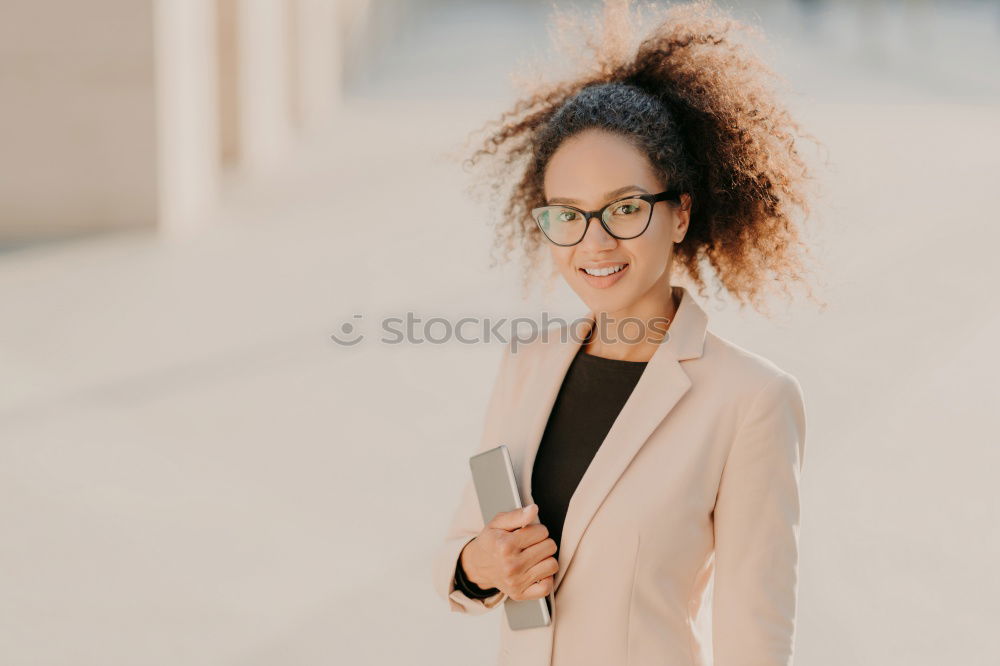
583,281,679,363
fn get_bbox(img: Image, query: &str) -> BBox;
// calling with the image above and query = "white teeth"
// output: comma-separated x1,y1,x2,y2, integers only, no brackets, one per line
583,264,626,277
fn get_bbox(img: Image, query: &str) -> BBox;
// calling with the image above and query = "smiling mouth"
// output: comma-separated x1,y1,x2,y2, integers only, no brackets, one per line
579,263,628,277
578,263,630,288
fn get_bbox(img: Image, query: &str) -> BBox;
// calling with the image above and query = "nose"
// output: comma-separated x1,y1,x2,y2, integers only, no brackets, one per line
579,214,617,249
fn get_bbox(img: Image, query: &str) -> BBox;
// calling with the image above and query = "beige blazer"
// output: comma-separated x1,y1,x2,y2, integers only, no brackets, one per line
432,284,807,666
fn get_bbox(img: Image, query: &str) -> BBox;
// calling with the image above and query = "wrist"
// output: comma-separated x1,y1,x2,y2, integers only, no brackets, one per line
460,537,494,589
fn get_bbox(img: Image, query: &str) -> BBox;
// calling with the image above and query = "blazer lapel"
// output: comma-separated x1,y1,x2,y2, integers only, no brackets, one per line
514,285,709,594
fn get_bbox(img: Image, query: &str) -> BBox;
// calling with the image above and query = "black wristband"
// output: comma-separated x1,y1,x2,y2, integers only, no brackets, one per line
454,554,501,599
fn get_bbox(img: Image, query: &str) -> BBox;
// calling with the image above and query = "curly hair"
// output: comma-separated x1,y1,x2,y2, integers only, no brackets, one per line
459,0,827,315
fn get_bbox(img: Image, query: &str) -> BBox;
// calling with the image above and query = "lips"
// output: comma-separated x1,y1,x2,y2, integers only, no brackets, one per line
581,263,627,277
578,263,630,289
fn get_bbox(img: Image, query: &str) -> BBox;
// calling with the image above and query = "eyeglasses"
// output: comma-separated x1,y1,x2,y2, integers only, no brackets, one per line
530,189,684,247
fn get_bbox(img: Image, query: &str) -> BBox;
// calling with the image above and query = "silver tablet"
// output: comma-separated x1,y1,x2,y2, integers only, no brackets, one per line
469,444,552,630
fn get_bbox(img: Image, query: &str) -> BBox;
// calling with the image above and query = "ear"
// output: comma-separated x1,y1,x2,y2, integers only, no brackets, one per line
673,193,692,243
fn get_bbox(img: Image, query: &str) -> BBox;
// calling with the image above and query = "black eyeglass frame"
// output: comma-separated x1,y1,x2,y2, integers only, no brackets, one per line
531,189,685,247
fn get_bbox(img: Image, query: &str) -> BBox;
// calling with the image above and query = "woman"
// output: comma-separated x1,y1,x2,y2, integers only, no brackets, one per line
432,2,822,664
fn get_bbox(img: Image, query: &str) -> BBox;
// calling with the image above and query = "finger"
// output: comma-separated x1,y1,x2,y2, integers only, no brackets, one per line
488,503,538,531
519,574,555,601
513,522,550,549
522,555,559,586
520,536,558,567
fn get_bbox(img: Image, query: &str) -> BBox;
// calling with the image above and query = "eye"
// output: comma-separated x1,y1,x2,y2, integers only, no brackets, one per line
612,202,641,216
556,209,580,223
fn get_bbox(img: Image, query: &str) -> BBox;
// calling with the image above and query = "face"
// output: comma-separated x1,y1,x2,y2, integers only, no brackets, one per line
541,128,691,321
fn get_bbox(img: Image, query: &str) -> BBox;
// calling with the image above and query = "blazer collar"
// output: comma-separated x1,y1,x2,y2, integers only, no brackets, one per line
516,284,708,593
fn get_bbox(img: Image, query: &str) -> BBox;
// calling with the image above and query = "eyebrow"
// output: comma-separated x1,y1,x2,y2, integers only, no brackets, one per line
547,184,650,206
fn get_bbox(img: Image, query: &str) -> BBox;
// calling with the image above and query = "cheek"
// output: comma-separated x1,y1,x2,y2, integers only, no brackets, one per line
628,234,670,266
550,246,575,272
626,236,672,280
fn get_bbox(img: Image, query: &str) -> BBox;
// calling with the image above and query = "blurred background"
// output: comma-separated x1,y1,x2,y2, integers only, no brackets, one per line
1,0,998,664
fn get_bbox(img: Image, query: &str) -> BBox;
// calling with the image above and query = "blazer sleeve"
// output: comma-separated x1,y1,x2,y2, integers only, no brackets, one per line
712,371,807,665
430,341,517,615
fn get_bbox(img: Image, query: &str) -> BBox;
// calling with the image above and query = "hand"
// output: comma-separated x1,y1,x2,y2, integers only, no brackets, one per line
460,503,559,601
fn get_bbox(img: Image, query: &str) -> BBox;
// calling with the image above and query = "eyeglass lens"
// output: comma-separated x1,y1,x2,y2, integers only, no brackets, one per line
534,197,652,245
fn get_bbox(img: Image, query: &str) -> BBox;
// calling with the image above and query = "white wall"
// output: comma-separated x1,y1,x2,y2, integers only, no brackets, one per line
0,0,364,243
0,0,159,242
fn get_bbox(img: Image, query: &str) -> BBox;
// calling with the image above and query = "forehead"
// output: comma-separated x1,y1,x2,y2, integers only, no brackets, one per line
543,130,659,204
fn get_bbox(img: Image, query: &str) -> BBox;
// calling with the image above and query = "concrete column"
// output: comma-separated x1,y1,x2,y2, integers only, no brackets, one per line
291,0,342,136
236,0,294,177
154,0,220,237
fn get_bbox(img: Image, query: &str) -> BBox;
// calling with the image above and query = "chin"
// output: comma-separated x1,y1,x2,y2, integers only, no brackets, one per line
578,291,634,317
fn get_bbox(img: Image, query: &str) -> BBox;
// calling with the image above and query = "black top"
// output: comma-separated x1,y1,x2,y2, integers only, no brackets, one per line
454,343,649,599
